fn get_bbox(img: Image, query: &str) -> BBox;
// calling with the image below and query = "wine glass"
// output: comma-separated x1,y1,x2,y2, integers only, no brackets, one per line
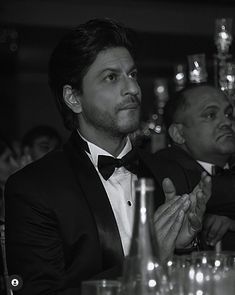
166,255,191,294
81,280,122,295
191,251,235,295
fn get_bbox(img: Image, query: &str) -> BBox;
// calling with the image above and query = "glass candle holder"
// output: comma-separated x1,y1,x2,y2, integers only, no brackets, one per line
153,78,169,109
187,53,208,84
219,62,235,95
215,18,233,56
173,63,187,91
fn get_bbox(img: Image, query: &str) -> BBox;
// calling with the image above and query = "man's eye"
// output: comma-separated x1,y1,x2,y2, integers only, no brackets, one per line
105,74,116,81
205,112,216,119
225,110,234,120
129,71,138,80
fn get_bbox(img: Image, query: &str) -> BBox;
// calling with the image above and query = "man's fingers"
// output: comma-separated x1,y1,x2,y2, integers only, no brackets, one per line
162,178,177,202
209,223,227,246
200,173,211,202
154,194,190,225
203,214,215,237
155,209,185,263
195,190,206,218
188,212,202,233
167,209,185,238
205,216,231,246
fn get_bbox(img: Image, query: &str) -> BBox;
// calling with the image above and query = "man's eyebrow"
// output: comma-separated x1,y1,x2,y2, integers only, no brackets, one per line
128,65,138,72
99,64,137,74
200,103,220,111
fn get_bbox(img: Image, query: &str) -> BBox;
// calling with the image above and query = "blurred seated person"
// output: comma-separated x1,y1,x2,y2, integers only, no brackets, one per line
0,138,19,223
21,125,62,166
154,83,235,250
0,137,19,294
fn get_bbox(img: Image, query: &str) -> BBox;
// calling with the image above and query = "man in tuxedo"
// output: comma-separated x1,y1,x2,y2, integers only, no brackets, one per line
5,19,210,294
155,83,235,250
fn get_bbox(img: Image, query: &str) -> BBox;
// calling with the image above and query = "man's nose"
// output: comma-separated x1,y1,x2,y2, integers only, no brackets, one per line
219,114,233,128
121,76,140,97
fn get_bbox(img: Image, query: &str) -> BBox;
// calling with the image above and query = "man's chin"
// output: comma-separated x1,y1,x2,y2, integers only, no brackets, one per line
219,142,235,154
119,121,140,135
118,114,140,133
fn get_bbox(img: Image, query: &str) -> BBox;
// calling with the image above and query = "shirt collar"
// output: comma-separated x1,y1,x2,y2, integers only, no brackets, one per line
197,160,229,175
76,130,132,168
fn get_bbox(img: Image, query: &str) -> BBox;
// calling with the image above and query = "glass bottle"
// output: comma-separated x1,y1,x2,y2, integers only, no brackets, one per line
121,178,169,295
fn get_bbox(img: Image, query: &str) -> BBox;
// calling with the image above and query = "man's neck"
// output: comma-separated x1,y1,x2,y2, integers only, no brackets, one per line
176,144,229,167
77,129,127,157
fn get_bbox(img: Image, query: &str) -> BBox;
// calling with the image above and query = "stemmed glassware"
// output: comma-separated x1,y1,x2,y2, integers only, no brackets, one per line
166,252,235,295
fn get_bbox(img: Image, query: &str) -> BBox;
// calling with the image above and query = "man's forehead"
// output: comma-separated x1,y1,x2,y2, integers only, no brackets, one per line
186,86,229,108
93,47,134,69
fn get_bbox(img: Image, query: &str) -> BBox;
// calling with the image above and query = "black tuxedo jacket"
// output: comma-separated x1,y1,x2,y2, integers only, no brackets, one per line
155,145,235,250
4,132,187,295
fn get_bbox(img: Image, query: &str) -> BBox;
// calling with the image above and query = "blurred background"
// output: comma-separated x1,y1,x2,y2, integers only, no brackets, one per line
1,0,235,144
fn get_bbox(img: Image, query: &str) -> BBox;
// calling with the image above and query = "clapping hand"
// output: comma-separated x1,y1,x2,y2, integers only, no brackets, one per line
175,171,211,249
153,172,211,262
202,214,235,247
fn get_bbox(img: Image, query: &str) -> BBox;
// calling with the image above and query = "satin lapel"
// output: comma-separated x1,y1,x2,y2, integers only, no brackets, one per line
63,132,124,268
159,146,205,192
170,146,204,172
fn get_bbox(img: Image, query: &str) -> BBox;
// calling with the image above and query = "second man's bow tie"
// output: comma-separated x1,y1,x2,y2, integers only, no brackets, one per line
97,149,139,180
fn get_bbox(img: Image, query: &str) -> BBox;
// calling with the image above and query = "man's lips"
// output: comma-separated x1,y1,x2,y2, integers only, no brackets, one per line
119,103,140,110
217,131,235,140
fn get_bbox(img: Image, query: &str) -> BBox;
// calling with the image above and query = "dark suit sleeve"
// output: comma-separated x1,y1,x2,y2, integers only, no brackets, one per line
5,173,70,295
206,174,235,219
5,164,123,295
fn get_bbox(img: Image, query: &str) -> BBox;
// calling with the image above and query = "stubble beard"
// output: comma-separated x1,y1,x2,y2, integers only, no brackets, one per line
85,107,141,139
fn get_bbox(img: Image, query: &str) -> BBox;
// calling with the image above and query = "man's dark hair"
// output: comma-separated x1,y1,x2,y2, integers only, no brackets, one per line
22,125,62,148
48,18,134,130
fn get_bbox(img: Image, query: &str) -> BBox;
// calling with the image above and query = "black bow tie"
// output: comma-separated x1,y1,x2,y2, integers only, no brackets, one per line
212,165,227,175
97,149,139,180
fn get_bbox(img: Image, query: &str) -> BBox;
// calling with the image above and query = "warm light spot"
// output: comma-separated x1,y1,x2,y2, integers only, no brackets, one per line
167,260,173,267
156,86,164,93
176,73,184,80
147,262,155,271
148,280,157,288
189,268,195,280
202,257,207,264
220,31,229,39
196,271,204,283
215,259,221,267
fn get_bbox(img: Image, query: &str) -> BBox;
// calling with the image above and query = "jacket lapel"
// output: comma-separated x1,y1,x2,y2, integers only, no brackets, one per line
64,132,124,269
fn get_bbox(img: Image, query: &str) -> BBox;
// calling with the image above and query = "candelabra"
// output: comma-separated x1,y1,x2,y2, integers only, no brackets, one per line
213,18,234,99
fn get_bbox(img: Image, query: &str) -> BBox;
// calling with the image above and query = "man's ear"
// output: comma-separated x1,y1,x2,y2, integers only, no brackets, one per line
168,123,185,145
63,85,82,114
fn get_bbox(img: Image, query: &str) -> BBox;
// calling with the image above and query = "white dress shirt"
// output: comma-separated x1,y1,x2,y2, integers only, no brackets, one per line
78,131,137,256
197,160,229,175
